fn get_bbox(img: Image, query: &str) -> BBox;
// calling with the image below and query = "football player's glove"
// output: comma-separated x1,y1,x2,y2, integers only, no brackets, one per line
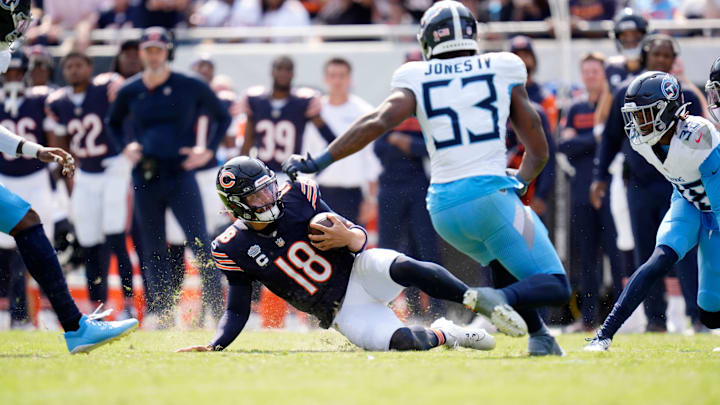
282,152,332,181
506,168,528,197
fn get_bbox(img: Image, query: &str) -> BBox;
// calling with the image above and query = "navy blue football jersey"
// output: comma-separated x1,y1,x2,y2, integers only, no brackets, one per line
245,86,317,172
0,86,51,177
211,179,355,328
47,73,120,173
605,56,642,92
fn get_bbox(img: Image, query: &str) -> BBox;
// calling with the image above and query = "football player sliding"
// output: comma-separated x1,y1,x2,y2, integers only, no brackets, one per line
0,0,138,353
585,69,720,351
282,0,571,355
177,157,496,352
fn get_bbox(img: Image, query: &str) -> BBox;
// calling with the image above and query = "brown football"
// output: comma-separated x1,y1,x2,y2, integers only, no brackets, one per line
308,213,334,235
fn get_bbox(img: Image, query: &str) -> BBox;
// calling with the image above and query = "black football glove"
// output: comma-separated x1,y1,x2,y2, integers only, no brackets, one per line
282,152,328,181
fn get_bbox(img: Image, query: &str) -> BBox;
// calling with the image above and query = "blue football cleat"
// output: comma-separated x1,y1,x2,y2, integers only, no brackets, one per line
64,306,138,354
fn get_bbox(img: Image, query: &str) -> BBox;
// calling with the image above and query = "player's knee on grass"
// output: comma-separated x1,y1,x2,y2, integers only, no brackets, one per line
9,209,42,237
389,326,440,351
699,309,720,329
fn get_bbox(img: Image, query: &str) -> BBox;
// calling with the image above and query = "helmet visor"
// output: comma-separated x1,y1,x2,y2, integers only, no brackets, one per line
243,181,278,213
706,80,720,124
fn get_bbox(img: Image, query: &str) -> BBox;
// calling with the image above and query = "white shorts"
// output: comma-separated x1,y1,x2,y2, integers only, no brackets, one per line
166,165,226,245
71,156,132,247
332,248,405,351
0,169,54,248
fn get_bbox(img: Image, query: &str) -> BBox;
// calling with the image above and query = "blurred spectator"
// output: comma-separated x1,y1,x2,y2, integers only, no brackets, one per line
509,35,558,132
26,45,55,88
500,0,551,22
634,0,678,20
319,0,374,24
230,0,310,28
191,55,215,83
97,0,144,29
190,0,234,27
671,58,710,117
558,52,623,330
27,0,103,49
569,0,616,37
141,0,190,28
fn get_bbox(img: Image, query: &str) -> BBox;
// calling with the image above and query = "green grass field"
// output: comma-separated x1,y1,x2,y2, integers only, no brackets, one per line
1,330,719,405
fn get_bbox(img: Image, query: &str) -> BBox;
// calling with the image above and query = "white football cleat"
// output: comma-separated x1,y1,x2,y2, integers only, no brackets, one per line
431,317,495,351
584,335,612,352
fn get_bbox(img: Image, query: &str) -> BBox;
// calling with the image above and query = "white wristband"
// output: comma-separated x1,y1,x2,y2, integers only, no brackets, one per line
20,140,41,158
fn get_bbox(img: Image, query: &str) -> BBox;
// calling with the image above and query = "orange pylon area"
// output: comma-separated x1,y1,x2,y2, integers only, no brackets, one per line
258,287,288,328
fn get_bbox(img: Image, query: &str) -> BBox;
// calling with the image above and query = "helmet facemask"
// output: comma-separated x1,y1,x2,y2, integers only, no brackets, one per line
622,99,686,146
3,2,31,51
219,172,283,223
706,79,720,124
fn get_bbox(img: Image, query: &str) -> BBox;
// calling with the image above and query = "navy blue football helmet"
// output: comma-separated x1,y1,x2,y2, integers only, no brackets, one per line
417,1,479,60
216,157,284,223
621,71,689,146
610,8,648,60
706,56,720,124
0,0,31,50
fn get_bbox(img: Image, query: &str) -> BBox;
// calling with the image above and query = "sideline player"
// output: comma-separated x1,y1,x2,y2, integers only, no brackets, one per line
240,56,336,177
47,51,135,317
284,1,572,355
585,71,720,351
0,53,54,326
0,0,137,352
177,157,495,352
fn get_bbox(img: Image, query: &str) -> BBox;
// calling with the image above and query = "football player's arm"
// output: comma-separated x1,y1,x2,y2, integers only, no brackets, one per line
327,88,415,162
533,109,556,201
310,115,337,145
590,88,625,209
197,80,232,151
508,85,549,185
106,87,131,152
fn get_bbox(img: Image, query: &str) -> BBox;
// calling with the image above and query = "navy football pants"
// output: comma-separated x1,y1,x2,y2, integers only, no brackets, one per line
133,170,223,319
626,180,699,326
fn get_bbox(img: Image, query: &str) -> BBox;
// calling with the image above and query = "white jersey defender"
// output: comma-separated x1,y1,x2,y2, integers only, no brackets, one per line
391,52,526,184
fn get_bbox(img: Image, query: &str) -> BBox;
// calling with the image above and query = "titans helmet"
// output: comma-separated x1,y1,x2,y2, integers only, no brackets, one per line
706,57,720,124
216,156,284,223
610,8,648,60
417,1,479,61
621,71,689,146
0,0,31,50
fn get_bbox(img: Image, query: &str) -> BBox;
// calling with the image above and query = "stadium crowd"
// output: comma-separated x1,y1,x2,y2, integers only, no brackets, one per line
0,2,717,336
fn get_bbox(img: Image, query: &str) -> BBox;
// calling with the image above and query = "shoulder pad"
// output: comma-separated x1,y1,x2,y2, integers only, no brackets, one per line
217,89,237,102
93,72,120,86
27,85,51,97
245,85,267,98
46,87,67,105
288,178,319,209
293,87,320,99
677,116,715,150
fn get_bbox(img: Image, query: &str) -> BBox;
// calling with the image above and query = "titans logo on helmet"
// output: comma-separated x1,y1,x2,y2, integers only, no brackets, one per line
661,74,680,100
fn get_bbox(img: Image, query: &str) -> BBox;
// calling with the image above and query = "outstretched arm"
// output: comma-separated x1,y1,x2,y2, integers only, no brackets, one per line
282,89,416,178
176,279,252,352
328,88,416,161
509,85,549,184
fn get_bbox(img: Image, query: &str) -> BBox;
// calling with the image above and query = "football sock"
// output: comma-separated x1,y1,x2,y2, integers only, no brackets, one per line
389,326,443,351
489,261,551,335
84,244,109,303
599,245,677,340
107,233,134,298
14,224,82,332
389,255,468,304
499,273,571,309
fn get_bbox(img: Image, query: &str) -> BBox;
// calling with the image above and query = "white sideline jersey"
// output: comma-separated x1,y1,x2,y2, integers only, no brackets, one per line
631,115,720,212
390,52,527,184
